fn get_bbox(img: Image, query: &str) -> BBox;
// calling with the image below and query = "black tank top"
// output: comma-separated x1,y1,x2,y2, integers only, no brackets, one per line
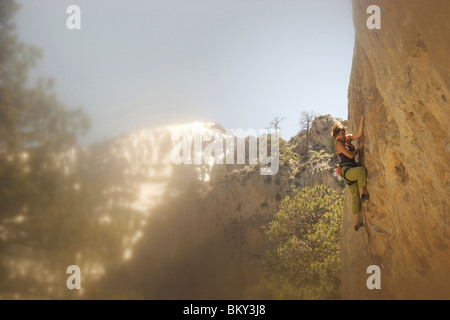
338,143,356,165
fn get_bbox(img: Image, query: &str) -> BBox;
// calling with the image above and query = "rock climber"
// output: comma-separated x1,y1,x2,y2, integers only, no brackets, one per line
332,115,369,231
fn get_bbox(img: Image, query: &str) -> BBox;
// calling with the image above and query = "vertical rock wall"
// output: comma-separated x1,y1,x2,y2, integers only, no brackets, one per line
341,0,450,299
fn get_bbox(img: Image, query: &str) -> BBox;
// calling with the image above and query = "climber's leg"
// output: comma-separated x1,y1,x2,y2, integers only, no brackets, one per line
349,182,362,228
344,166,368,230
354,213,359,227
345,166,367,198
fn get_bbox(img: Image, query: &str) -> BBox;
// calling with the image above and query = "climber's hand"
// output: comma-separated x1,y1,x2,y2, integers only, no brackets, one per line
360,114,365,124
345,136,352,144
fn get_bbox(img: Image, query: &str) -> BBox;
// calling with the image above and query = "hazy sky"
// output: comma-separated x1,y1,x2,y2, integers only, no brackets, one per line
15,0,354,144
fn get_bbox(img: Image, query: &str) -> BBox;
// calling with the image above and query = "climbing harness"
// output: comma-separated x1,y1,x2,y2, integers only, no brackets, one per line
337,162,359,186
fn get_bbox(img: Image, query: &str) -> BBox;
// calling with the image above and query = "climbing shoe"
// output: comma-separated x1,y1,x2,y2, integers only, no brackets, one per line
354,222,364,232
360,194,370,203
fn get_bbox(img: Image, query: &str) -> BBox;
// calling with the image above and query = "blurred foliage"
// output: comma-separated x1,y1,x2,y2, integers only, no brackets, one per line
0,0,141,299
259,185,343,299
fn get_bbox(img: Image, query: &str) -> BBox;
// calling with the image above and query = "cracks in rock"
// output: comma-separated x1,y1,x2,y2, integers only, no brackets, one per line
370,222,391,236
407,66,412,89
443,201,448,238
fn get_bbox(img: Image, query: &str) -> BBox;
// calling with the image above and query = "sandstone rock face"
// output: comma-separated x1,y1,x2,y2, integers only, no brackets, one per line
341,0,450,299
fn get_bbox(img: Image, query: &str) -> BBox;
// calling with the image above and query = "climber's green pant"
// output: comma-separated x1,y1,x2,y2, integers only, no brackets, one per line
343,166,367,215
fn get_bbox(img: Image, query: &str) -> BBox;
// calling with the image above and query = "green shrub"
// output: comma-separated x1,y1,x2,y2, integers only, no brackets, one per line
260,185,343,299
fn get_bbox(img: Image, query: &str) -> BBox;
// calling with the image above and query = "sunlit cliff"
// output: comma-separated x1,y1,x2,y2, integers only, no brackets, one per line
341,0,450,299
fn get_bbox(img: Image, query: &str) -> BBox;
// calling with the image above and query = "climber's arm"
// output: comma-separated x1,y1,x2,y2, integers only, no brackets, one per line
347,115,365,141
336,140,360,159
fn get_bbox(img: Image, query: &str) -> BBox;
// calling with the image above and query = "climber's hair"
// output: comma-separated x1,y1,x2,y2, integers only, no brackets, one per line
332,123,345,139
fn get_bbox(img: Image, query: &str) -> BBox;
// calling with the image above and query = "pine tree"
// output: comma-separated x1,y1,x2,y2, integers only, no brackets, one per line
262,185,343,299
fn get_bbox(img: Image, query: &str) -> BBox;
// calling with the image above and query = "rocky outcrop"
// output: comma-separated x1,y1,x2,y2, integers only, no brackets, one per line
341,0,450,299
290,115,347,153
